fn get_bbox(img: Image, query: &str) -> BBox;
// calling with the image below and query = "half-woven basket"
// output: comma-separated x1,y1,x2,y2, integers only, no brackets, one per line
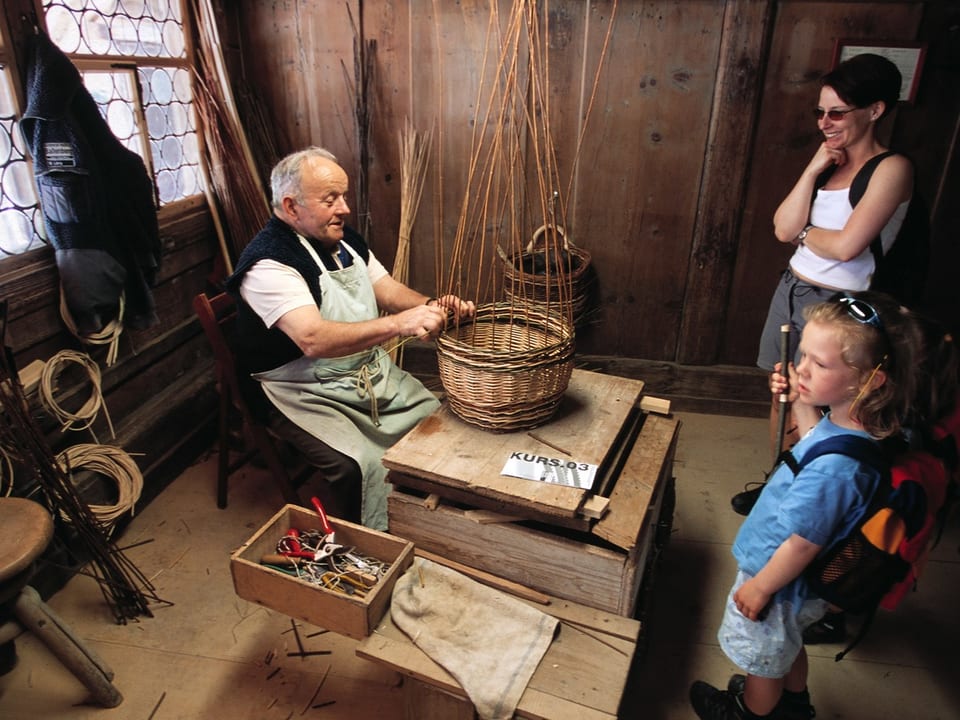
436,301,575,432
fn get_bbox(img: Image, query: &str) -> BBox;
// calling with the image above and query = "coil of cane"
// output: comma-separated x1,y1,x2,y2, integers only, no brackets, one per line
59,286,125,367
500,225,594,328
0,443,14,497
56,444,143,531
39,350,115,442
436,302,574,432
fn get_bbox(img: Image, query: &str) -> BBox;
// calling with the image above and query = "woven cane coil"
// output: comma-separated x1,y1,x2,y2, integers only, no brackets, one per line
500,225,595,328
436,302,574,432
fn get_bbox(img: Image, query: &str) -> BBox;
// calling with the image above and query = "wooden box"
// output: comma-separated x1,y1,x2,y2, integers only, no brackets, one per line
383,370,680,616
230,504,414,639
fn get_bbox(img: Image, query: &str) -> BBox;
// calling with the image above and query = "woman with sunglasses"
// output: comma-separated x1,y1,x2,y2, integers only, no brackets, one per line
750,53,913,483
693,291,920,720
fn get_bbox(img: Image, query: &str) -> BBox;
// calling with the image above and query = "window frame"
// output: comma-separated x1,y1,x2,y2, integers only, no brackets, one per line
0,0,206,263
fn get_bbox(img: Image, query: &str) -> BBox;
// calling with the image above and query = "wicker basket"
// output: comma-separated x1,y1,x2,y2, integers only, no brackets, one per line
500,225,595,327
436,302,575,432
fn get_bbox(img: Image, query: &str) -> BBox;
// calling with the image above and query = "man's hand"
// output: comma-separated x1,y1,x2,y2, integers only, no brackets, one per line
395,304,450,340
433,294,476,322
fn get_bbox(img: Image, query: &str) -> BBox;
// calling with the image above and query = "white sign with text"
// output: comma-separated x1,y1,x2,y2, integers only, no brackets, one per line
501,451,599,490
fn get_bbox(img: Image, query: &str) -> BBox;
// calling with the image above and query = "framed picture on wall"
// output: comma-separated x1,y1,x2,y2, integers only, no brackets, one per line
832,40,927,104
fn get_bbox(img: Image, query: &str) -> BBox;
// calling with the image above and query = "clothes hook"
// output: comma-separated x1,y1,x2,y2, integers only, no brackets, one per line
20,12,40,35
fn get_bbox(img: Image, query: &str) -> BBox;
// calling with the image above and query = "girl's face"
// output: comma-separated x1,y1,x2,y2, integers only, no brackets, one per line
795,320,862,410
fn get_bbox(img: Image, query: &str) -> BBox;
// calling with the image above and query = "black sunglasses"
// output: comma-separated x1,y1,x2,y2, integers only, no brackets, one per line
836,295,883,331
813,107,858,121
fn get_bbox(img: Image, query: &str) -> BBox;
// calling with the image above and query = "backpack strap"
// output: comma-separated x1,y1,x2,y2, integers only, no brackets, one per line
810,150,896,205
849,151,897,206
788,434,887,476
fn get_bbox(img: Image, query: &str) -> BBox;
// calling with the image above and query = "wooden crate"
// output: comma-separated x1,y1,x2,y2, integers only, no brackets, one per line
230,504,414,640
386,403,680,616
384,370,647,527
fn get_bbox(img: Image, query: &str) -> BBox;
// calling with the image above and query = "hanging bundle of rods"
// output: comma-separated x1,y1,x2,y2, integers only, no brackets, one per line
190,0,271,273
440,0,616,321
387,119,435,366
0,345,161,623
431,0,617,432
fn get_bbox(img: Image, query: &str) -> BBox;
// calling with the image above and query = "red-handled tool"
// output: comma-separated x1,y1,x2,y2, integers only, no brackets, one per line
310,496,335,544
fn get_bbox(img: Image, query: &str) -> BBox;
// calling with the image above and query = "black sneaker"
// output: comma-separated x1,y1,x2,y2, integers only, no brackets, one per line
726,675,816,720
731,483,765,515
802,612,846,645
690,680,748,719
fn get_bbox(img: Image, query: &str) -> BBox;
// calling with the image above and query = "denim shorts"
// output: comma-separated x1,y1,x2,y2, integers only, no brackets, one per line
718,570,829,678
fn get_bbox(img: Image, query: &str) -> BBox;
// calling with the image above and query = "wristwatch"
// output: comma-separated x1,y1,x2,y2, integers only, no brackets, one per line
796,224,813,244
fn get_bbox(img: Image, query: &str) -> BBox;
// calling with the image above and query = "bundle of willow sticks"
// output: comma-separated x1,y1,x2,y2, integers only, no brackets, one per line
0,342,161,623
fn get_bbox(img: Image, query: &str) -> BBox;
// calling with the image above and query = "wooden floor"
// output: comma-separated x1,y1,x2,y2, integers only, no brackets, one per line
0,411,958,719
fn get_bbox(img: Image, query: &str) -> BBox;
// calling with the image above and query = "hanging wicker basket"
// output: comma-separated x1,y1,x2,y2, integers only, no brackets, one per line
436,302,575,432
499,225,595,327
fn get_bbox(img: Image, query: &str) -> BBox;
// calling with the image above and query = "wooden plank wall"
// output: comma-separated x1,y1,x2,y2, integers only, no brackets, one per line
722,1,926,365
0,198,221,506
226,0,959,369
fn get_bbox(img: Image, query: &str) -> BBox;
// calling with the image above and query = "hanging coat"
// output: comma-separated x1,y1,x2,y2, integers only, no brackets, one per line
19,30,161,334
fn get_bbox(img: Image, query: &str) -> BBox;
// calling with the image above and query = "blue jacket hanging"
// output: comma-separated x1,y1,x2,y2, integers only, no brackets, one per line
19,29,161,335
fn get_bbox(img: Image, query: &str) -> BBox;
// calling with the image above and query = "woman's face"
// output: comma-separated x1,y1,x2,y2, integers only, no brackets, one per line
817,85,877,150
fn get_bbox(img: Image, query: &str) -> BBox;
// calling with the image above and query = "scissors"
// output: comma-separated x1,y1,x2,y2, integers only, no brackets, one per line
310,496,336,544
277,527,343,562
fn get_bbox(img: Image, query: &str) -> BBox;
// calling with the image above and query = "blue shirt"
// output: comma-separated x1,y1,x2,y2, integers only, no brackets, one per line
732,414,880,609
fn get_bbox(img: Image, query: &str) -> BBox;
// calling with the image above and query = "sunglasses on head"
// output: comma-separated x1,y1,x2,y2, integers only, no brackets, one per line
813,107,858,121
836,295,883,331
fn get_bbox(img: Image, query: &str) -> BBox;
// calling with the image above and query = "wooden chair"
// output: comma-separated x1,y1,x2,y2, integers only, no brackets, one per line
192,292,301,509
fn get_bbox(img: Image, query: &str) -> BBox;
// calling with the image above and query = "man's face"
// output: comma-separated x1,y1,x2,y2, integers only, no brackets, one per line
284,157,350,247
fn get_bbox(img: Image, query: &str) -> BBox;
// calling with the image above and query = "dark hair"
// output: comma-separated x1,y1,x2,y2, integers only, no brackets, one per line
909,311,959,429
804,291,919,438
821,53,902,119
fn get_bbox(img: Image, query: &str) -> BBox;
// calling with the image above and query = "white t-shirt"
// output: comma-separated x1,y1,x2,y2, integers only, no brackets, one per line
789,186,909,290
239,241,389,328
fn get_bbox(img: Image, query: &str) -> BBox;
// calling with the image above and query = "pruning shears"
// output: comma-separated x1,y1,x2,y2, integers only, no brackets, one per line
311,496,336,544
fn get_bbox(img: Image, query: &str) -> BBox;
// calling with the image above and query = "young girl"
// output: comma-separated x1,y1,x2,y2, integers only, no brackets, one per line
691,291,919,720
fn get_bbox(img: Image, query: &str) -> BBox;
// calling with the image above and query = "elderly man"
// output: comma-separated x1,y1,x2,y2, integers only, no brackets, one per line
226,147,474,529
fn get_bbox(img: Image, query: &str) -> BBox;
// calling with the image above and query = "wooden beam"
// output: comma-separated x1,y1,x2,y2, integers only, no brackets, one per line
677,0,774,364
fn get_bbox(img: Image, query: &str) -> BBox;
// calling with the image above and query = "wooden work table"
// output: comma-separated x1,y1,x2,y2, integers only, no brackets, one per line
383,368,680,616
357,590,641,720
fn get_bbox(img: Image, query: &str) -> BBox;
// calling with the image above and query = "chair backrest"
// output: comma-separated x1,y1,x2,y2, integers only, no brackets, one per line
193,291,271,419
192,292,240,393
193,291,301,508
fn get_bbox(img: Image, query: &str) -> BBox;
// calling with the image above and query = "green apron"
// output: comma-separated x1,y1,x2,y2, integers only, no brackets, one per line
253,238,439,529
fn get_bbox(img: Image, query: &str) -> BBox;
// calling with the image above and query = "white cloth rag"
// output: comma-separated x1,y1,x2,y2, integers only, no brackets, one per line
390,557,558,720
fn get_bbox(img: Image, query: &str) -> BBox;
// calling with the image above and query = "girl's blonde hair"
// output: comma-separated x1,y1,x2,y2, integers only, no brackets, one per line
804,291,920,438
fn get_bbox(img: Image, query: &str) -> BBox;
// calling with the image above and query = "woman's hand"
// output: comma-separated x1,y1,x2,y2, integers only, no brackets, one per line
808,141,846,176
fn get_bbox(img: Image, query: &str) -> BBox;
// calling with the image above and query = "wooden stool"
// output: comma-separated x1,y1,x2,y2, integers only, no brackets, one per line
0,497,122,707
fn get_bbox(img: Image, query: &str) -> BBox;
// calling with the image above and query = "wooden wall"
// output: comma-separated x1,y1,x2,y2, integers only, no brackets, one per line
0,196,220,507
225,0,959,369
0,0,956,515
